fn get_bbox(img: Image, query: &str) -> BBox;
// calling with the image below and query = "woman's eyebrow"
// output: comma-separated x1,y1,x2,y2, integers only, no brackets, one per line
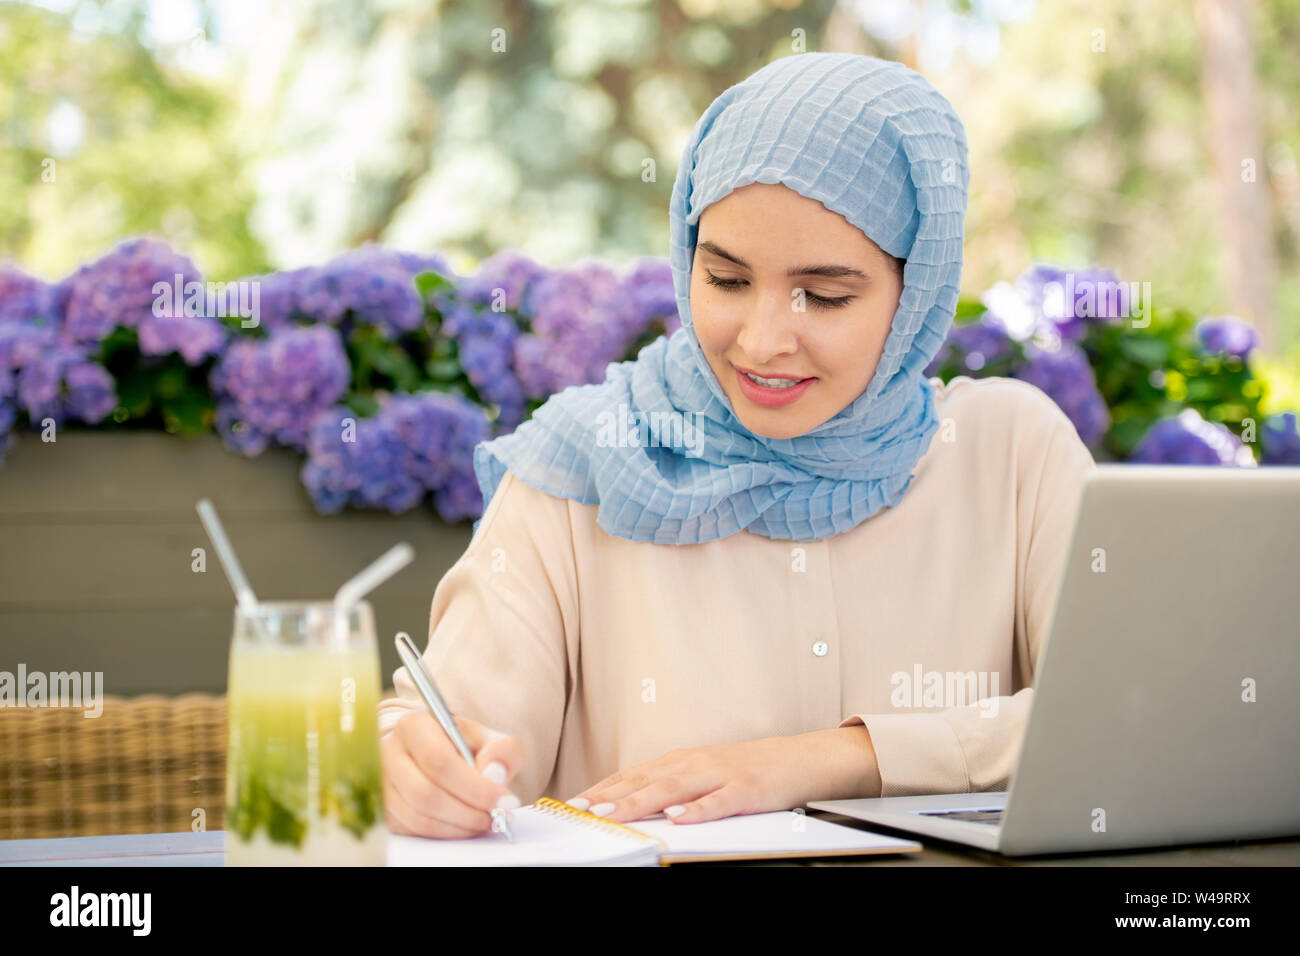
697,240,869,280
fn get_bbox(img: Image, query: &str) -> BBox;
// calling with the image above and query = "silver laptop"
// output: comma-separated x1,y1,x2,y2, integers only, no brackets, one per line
810,464,1300,856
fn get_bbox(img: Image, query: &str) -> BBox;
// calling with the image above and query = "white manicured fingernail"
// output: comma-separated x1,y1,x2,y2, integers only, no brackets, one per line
589,802,615,817
495,792,521,810
664,805,685,819
482,761,507,784
566,797,590,811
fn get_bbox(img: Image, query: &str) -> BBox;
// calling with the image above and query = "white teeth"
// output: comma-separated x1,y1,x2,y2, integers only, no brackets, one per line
745,371,802,388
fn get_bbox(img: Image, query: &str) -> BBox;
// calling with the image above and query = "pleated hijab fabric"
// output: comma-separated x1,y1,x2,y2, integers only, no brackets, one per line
472,52,970,544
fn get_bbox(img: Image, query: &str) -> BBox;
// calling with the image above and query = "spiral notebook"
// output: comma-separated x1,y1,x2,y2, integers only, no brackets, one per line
387,797,922,866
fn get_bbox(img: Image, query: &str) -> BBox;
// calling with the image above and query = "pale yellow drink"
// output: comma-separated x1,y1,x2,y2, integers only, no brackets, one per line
225,601,387,866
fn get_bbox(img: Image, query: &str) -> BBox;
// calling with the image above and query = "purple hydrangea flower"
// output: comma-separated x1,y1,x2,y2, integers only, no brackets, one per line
234,267,316,334
214,401,270,456
1130,408,1254,465
300,405,426,514
46,279,73,327
0,322,64,444
433,466,484,523
612,257,681,341
381,391,489,520
138,313,228,365
381,391,490,491
240,248,452,336
458,312,527,429
430,250,667,432
1011,341,1111,446
1016,264,1132,341
1261,412,1300,465
0,395,15,466
453,250,549,315
16,351,64,421
512,263,638,402
925,312,1018,377
63,361,117,422
211,325,350,454
0,320,58,371
429,251,552,431
298,392,491,519
0,265,55,324
294,267,355,326
61,237,203,345
394,250,454,278
295,244,426,337
15,344,117,425
511,334,550,400
1195,315,1257,360
0,280,64,440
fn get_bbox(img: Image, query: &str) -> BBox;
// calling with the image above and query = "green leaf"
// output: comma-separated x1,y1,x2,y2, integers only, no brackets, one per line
1106,417,1152,457
1184,378,1226,403
154,364,188,400
371,345,420,391
425,358,462,381
228,772,305,847
1117,335,1170,368
333,775,380,839
265,792,306,848
414,270,452,298
952,299,987,324
115,367,155,418
98,326,139,365
344,391,380,418
161,391,213,435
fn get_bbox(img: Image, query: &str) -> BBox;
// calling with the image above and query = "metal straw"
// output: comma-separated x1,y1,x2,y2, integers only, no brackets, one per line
196,498,272,640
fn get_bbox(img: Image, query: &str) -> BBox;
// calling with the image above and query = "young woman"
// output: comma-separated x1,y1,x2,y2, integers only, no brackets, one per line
378,52,1096,838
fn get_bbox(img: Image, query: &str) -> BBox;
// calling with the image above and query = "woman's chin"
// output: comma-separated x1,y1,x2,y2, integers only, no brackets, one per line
735,408,820,440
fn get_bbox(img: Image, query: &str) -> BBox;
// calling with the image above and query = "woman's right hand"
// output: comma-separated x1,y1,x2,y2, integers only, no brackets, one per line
381,710,525,839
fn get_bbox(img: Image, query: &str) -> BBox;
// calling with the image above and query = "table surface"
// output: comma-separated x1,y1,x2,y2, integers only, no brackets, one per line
3,813,1298,866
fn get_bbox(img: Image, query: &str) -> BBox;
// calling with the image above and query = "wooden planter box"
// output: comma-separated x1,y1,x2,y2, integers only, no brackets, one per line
0,431,473,694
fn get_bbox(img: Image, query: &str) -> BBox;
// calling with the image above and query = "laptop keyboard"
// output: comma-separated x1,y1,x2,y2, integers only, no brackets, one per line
915,808,1004,825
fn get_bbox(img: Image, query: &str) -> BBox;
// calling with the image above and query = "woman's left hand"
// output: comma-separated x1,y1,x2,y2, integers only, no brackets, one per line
562,728,878,824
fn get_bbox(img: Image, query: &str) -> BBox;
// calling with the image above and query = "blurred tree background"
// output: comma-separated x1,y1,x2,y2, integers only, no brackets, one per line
3,0,1298,359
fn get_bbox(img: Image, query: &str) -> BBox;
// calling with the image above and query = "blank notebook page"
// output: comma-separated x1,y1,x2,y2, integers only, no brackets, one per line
387,804,660,867
627,810,921,861
387,804,919,865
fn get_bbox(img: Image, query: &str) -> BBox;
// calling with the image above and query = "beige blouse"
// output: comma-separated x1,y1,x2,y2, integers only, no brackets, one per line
378,374,1098,804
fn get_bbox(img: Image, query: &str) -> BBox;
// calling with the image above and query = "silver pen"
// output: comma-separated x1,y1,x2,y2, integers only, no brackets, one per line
393,631,515,841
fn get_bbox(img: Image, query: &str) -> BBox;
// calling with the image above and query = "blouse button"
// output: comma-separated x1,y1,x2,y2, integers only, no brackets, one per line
811,640,829,657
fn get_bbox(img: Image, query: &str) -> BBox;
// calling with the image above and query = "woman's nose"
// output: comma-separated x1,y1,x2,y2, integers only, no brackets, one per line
735,288,799,362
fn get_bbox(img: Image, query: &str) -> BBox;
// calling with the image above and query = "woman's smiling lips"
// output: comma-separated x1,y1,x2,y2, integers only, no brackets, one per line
732,363,817,408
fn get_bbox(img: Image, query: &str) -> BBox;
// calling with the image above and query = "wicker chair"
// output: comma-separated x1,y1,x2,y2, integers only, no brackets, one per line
0,694,228,839
1,692,402,840
1,691,410,842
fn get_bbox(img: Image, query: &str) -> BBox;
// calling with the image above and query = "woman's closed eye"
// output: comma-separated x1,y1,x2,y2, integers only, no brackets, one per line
703,269,855,310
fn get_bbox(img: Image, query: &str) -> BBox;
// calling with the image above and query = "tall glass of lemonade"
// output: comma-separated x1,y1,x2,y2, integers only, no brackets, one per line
225,601,387,865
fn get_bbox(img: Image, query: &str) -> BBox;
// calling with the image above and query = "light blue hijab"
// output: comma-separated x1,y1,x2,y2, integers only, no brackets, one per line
472,52,969,544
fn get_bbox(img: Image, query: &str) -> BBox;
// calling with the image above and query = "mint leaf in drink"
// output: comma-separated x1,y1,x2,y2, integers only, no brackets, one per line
265,791,307,847
333,774,380,839
229,772,306,848
228,766,267,841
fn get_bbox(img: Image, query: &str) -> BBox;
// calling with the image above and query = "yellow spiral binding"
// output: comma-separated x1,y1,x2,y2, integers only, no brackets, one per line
533,797,668,853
